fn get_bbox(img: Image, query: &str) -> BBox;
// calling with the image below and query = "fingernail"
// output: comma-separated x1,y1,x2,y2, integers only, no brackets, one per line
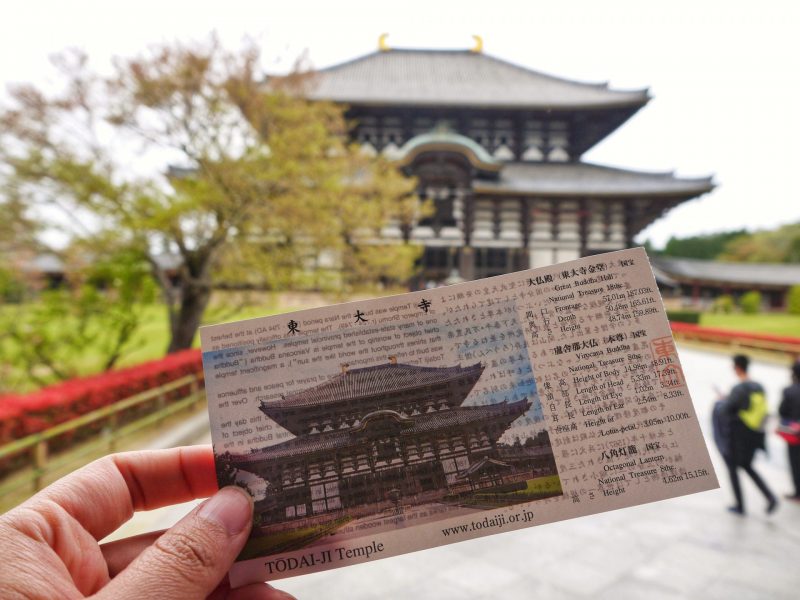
197,486,253,535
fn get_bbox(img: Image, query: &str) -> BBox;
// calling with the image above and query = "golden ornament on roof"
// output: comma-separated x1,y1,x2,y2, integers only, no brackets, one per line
471,35,483,53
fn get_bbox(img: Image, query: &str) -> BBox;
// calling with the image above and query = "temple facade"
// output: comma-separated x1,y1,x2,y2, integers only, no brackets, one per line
301,43,714,283
228,360,541,525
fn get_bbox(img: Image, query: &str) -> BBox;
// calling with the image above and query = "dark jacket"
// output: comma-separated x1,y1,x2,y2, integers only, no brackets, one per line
779,382,800,421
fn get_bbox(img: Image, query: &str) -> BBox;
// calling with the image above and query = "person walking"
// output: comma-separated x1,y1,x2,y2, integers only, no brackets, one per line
721,354,778,515
778,360,800,500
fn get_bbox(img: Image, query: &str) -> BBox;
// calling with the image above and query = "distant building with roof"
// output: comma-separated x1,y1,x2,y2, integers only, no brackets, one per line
225,359,554,526
651,257,800,309
299,38,714,283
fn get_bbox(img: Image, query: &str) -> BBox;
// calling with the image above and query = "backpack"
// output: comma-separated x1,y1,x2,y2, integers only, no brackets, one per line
738,384,768,432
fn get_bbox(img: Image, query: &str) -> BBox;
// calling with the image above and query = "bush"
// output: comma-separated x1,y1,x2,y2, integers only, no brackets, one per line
739,290,762,314
666,310,701,324
788,285,800,315
712,294,735,314
0,349,202,453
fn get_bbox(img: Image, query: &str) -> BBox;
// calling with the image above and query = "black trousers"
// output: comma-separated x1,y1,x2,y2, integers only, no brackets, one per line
725,457,775,511
789,444,800,497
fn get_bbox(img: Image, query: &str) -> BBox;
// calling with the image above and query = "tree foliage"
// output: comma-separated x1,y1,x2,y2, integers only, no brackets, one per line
661,229,747,259
787,285,800,316
0,251,156,390
719,222,800,263
738,290,762,314
0,38,420,354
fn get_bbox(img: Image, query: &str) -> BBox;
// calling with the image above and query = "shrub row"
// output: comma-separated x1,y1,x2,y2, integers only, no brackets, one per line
666,310,701,324
0,349,203,450
670,322,800,351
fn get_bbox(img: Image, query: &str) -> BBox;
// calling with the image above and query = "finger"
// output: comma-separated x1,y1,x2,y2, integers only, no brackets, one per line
95,486,254,600
226,583,298,600
101,529,165,577
30,445,218,540
208,580,298,600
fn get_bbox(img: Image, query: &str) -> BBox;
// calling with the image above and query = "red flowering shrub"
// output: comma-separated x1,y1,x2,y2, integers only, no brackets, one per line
0,350,203,457
670,322,800,347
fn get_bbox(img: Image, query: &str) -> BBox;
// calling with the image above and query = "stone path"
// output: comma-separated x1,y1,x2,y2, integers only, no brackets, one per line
107,346,800,599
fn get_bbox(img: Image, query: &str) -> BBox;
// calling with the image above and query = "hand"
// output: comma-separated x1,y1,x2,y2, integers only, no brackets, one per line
0,446,295,599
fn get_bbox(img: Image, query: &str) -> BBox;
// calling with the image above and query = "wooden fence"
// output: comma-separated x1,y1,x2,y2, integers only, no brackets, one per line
0,373,205,498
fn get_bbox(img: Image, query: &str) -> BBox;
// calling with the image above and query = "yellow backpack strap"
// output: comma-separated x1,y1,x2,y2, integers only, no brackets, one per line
739,390,767,431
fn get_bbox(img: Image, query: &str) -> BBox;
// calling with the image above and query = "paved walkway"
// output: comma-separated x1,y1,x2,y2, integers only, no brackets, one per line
109,346,800,599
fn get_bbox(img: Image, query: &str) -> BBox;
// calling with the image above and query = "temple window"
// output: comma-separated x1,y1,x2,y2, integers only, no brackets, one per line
475,248,512,278
375,437,400,462
311,480,341,514
419,189,456,229
441,458,459,485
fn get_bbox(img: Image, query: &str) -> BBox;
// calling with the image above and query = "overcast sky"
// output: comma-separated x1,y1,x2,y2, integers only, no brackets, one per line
2,0,798,247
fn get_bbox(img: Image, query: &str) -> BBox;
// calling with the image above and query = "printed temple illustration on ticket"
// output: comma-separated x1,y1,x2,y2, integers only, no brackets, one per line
204,299,561,559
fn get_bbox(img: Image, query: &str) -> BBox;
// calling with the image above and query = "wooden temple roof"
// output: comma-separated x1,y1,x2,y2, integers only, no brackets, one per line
456,456,513,479
650,257,800,289
474,162,714,198
303,49,649,111
234,398,531,464
270,362,485,409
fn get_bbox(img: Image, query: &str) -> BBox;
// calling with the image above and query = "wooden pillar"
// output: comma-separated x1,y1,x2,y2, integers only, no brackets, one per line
550,199,560,248
579,197,588,257
514,114,524,161
460,191,475,280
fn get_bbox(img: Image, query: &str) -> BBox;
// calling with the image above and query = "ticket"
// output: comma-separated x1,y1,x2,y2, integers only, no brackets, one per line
200,247,717,586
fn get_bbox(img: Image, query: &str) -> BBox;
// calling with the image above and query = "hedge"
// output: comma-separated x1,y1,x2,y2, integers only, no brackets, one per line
0,349,203,451
666,310,701,324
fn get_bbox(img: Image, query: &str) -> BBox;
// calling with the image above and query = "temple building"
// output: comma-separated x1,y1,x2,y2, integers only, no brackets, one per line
228,359,543,525
303,39,714,283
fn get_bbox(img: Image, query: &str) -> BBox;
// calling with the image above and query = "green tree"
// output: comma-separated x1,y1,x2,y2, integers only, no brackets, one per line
662,229,748,259
0,251,156,390
0,39,420,354
720,222,800,263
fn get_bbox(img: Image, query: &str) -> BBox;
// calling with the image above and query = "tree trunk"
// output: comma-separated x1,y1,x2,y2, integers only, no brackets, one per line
167,274,212,353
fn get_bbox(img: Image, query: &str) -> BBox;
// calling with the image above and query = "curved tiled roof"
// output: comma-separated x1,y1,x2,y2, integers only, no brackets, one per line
268,362,485,409
233,398,530,463
302,49,649,110
650,257,800,288
475,162,715,197
396,130,501,172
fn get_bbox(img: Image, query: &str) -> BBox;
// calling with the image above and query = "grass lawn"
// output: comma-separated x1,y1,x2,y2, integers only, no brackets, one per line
0,293,304,393
700,313,800,337
239,516,352,560
477,474,563,500
452,474,564,508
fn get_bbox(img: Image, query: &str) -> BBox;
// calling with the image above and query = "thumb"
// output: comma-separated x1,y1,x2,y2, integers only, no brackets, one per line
96,486,254,600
